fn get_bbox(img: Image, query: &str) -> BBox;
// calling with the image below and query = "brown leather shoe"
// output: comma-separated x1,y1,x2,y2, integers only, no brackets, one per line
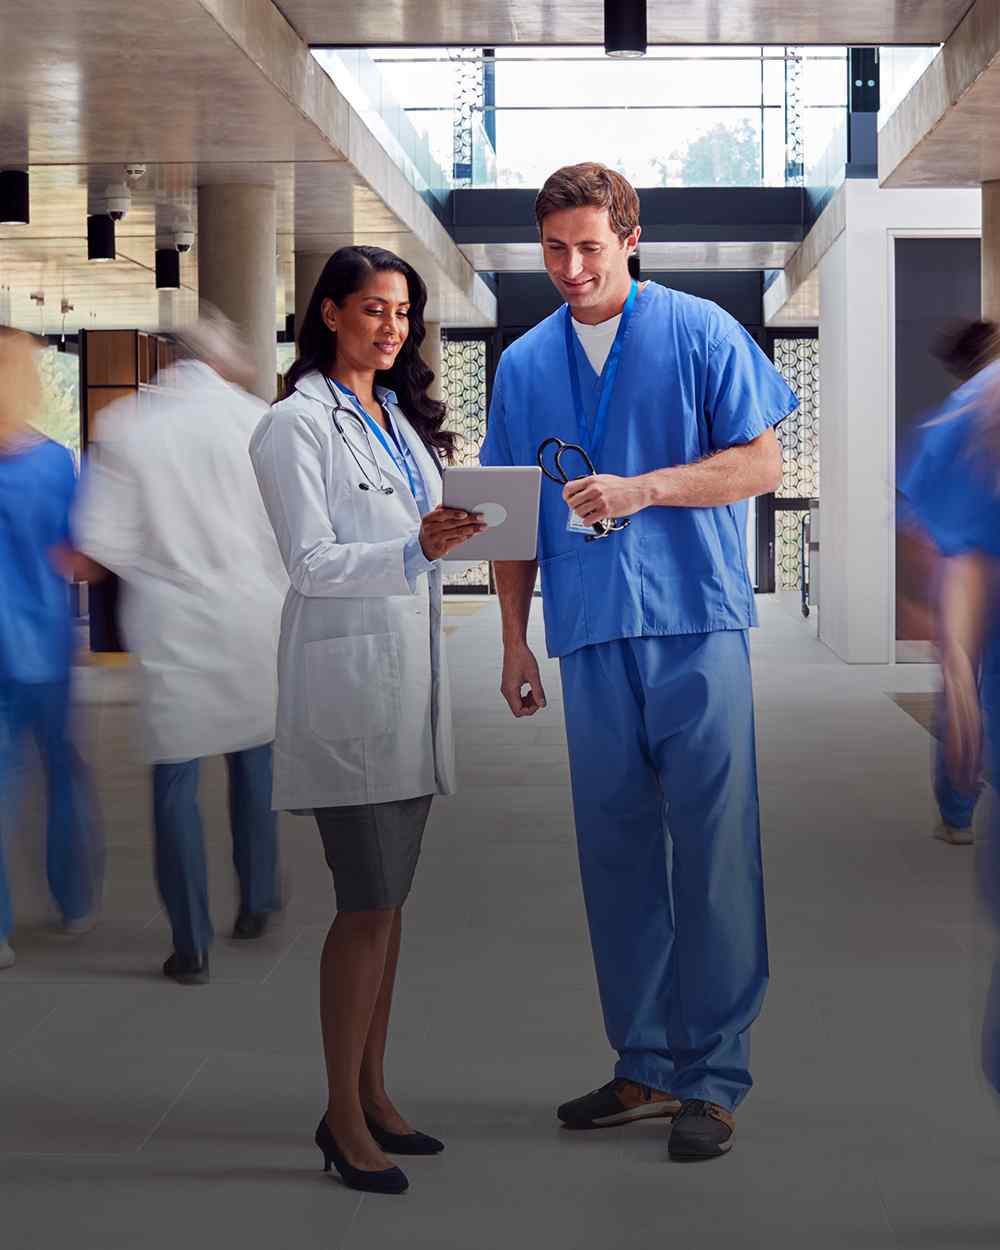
557,1078,682,1128
667,1099,735,1160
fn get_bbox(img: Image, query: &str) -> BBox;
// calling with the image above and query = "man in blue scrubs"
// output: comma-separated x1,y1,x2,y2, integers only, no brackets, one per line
481,164,797,1161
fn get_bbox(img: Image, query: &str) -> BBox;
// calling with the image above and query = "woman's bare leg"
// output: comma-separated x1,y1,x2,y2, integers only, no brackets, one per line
359,908,414,1134
320,908,396,1170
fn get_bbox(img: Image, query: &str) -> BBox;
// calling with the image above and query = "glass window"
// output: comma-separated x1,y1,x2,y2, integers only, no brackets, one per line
35,347,80,460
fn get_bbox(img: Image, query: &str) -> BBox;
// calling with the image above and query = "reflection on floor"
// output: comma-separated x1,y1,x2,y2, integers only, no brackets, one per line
1,596,997,1249
891,692,936,736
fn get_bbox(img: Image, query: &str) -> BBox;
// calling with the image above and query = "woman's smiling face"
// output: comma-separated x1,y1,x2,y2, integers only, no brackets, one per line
322,270,411,373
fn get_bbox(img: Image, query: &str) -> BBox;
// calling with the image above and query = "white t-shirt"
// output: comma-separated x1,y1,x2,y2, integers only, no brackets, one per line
572,312,622,376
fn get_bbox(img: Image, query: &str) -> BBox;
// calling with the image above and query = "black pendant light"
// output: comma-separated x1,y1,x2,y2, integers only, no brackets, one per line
605,0,647,58
155,247,180,289
87,213,116,262
0,169,30,225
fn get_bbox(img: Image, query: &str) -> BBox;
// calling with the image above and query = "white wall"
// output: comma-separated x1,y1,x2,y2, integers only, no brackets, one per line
816,180,981,663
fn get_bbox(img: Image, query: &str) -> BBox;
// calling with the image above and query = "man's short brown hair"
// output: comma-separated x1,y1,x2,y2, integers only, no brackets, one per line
535,163,640,241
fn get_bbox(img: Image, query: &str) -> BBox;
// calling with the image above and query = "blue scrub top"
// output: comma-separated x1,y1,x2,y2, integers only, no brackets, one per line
899,365,1000,681
899,368,1000,561
0,436,77,684
481,282,798,658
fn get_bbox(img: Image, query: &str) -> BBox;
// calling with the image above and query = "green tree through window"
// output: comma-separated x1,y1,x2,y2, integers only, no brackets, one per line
653,119,762,187
35,348,81,460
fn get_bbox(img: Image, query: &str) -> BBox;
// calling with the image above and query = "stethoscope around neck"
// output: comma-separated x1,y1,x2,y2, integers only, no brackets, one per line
323,376,396,495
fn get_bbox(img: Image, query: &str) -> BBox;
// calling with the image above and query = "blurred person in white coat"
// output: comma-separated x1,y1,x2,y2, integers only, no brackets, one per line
75,312,288,985
251,246,483,1195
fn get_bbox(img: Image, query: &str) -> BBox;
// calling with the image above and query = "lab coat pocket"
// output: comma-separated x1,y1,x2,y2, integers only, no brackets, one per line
304,633,401,741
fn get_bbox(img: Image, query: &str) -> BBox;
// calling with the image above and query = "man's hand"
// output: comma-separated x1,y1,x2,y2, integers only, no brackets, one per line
562,474,648,527
500,644,547,718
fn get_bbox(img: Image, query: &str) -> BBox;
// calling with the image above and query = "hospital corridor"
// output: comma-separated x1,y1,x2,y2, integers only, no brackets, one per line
0,594,992,1250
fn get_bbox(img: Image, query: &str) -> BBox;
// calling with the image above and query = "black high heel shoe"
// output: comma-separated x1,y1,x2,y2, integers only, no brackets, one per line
315,1117,409,1195
364,1113,445,1156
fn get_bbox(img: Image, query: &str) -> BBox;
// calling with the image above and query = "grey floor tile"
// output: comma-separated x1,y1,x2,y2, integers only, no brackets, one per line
3,598,998,1248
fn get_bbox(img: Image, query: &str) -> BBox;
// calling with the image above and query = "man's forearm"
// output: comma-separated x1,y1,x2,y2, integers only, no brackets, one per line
639,439,782,509
493,559,537,648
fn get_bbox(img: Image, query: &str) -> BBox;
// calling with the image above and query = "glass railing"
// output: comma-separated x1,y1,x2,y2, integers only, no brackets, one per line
369,46,848,190
878,46,941,128
313,45,850,195
311,48,452,215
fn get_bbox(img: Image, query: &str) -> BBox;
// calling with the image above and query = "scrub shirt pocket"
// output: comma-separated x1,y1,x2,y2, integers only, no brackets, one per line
538,550,590,656
304,633,401,741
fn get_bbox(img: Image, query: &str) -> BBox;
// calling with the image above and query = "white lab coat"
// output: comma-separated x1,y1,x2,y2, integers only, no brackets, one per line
75,361,287,763
248,370,456,810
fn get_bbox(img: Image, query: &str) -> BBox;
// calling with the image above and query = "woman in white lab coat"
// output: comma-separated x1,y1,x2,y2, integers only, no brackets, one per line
250,246,484,1195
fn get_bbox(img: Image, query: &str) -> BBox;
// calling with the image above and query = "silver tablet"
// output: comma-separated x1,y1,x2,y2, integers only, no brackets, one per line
441,466,542,560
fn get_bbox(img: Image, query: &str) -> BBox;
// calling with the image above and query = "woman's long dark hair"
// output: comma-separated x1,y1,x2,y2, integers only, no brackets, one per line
283,245,455,460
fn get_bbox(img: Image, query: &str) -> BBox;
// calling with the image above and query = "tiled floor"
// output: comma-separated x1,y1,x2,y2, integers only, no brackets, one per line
1,597,997,1249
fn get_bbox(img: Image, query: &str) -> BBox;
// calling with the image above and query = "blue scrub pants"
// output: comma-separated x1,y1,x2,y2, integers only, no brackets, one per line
559,630,768,1112
153,743,280,960
0,681,98,942
980,677,1000,1094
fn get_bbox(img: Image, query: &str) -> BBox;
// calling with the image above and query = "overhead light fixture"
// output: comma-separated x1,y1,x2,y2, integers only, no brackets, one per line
604,0,647,58
155,247,180,289
0,169,29,225
87,213,116,262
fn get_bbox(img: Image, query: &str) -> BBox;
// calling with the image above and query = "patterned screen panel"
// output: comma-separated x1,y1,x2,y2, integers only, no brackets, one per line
441,336,490,589
772,336,820,591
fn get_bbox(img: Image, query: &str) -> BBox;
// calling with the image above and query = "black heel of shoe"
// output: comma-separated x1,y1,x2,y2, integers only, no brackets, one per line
364,1114,445,1156
314,1117,409,1195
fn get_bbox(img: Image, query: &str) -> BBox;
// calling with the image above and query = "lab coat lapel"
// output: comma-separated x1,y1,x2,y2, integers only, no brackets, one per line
296,372,410,494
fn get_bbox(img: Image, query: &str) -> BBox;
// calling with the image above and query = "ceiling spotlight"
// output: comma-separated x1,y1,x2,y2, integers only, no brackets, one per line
604,0,647,58
0,169,30,225
155,247,180,290
87,213,116,262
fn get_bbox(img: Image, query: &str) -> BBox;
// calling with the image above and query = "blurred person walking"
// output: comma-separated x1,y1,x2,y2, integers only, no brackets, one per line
0,328,100,971
75,313,287,985
251,246,483,1195
900,323,1000,1096
929,322,999,845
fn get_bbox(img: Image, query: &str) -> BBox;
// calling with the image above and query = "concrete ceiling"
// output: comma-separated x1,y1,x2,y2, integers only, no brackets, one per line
277,0,973,47
0,0,495,331
880,0,1000,187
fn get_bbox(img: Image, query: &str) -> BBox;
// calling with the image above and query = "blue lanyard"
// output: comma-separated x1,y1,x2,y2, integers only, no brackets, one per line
564,279,638,467
334,382,418,498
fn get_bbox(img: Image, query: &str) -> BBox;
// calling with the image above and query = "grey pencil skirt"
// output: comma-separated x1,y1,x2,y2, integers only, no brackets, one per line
314,795,433,912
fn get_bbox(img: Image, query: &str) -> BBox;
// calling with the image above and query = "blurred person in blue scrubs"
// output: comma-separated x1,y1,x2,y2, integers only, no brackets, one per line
75,312,288,986
899,329,1000,1096
0,328,101,971
480,164,797,1161
898,320,1000,845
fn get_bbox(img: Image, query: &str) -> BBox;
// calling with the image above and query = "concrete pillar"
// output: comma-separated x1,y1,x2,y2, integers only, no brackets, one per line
197,184,277,401
983,182,1000,322
294,252,330,342
424,321,444,402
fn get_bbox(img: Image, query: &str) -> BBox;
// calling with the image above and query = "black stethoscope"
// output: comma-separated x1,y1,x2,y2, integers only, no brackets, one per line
321,375,440,496
323,376,397,495
536,436,631,542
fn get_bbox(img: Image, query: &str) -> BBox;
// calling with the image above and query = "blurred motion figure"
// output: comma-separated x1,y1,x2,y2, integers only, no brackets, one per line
75,312,287,985
0,328,100,971
900,320,1000,1094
